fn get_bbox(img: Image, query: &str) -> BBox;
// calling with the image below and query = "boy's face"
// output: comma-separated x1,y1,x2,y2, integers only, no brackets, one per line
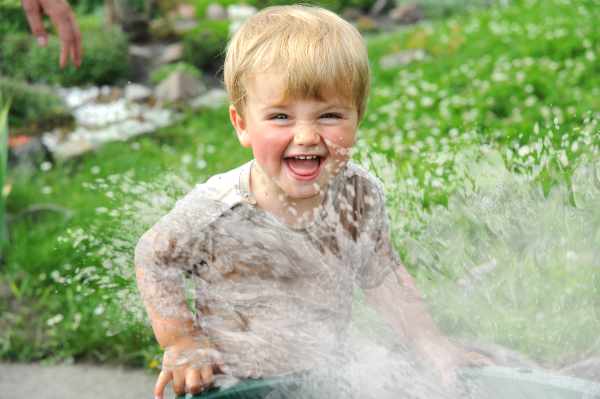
229,72,358,201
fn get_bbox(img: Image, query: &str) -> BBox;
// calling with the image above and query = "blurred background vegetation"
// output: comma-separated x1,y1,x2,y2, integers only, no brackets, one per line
0,0,599,376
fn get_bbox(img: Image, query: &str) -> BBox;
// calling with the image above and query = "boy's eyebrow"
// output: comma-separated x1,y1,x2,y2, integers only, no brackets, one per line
258,102,354,113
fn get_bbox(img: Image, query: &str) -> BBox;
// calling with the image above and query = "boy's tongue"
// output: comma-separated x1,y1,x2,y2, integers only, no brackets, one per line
287,158,320,176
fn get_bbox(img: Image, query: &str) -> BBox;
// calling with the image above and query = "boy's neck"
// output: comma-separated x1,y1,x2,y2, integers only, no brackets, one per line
249,162,324,226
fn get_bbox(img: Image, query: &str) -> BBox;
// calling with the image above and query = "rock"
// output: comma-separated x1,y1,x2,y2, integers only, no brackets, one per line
206,3,227,20
369,0,388,16
177,3,196,19
121,17,150,43
149,17,176,40
125,83,153,103
390,3,424,25
228,4,257,34
8,135,49,170
155,70,207,103
379,49,426,69
356,16,379,33
158,43,184,65
46,137,96,160
129,44,155,82
190,88,229,110
341,7,362,21
561,357,600,382
128,44,153,58
172,19,197,35
58,86,100,109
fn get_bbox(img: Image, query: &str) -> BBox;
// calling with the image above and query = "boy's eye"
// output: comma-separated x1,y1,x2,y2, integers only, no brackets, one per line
270,113,288,120
320,113,342,119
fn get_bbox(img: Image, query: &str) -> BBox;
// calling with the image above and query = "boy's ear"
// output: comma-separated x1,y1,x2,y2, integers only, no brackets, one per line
229,104,251,148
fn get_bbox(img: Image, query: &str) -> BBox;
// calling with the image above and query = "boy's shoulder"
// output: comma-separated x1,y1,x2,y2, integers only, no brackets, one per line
157,161,252,231
343,161,385,194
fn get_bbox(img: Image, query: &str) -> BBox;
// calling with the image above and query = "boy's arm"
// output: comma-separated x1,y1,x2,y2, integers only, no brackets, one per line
363,263,489,385
135,230,222,398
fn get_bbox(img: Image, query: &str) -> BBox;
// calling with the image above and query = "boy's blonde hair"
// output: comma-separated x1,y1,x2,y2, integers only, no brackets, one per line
224,5,370,120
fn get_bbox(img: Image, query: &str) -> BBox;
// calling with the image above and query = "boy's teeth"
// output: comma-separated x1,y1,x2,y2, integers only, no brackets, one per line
294,155,318,160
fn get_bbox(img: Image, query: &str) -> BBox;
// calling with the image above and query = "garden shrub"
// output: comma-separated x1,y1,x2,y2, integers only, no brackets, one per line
70,0,105,13
149,62,202,85
0,0,29,36
182,20,229,71
0,96,8,250
192,0,238,19
193,0,379,18
0,77,73,132
0,27,130,87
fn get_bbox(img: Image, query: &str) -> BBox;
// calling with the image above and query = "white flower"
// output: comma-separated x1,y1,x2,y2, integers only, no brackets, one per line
518,145,530,157
47,314,64,327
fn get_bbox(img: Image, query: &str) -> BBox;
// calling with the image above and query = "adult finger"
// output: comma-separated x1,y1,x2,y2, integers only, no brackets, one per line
154,369,173,399
21,0,48,44
71,15,82,67
52,12,76,68
186,368,205,395
62,11,82,67
40,0,78,68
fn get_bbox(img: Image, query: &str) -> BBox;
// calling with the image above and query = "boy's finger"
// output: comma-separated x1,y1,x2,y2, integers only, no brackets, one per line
186,368,205,394
173,369,186,396
21,0,47,41
213,360,225,375
200,364,214,386
154,370,173,399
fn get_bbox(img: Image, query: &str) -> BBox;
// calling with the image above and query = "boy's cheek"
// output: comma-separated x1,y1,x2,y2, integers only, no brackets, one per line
323,132,356,156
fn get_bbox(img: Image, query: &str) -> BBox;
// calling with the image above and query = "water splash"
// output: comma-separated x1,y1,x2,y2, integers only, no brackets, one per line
58,144,600,397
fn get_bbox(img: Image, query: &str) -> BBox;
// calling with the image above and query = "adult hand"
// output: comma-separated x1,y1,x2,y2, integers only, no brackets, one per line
155,336,225,399
21,0,82,68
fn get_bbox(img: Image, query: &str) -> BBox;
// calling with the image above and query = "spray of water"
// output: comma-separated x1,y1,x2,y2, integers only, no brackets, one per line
58,138,600,398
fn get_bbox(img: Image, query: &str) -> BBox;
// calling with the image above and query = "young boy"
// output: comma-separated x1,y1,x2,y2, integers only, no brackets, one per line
135,5,485,399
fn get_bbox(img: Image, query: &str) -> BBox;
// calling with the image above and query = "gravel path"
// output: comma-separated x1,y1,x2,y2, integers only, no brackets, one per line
0,362,161,399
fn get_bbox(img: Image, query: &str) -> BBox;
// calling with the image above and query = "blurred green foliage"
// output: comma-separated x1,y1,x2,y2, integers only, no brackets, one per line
2,0,600,369
193,0,378,18
0,97,8,251
182,20,229,71
397,0,495,19
0,28,130,86
0,77,73,132
0,0,30,36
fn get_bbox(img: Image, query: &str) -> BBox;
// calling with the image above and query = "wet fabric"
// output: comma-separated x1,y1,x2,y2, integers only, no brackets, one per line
135,161,400,379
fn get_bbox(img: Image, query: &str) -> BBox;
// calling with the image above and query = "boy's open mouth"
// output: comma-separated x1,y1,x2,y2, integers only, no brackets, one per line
284,154,324,180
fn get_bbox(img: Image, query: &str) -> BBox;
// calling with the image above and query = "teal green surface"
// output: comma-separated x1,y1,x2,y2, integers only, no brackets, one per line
180,376,300,399
178,368,600,399
460,366,600,399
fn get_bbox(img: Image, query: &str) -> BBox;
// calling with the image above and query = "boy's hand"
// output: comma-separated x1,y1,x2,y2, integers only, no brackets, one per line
417,338,493,389
22,0,82,68
155,336,225,399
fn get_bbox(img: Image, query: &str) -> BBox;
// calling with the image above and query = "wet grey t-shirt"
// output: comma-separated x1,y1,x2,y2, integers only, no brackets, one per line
135,161,400,378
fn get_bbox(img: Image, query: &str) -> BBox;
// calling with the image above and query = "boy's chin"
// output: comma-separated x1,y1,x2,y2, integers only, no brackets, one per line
281,185,322,200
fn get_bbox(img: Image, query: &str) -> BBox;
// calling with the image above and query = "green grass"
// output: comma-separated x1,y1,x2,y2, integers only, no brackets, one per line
1,0,599,369
0,98,8,249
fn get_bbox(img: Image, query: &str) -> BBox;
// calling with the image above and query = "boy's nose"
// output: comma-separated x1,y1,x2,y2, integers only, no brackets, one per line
292,124,320,146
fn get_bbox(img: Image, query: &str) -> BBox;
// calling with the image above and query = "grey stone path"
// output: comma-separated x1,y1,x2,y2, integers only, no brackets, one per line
0,362,162,399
